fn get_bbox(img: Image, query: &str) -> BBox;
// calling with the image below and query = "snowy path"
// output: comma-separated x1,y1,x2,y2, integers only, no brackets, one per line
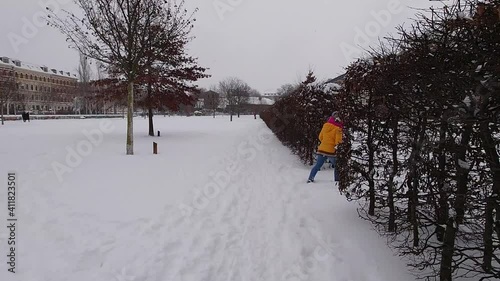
0,116,415,281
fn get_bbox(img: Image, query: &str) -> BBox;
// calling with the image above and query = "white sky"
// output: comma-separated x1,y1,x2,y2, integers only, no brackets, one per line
1,0,442,93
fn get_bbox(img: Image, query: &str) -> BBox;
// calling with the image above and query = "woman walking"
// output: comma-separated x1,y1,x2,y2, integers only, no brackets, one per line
307,111,343,183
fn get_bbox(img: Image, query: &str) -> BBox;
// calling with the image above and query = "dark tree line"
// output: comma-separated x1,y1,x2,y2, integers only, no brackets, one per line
261,1,499,280
336,1,500,280
260,72,338,165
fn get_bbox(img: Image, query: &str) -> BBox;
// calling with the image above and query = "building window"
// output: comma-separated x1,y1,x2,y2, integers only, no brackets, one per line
20,73,23,79
30,75,33,80
31,85,33,91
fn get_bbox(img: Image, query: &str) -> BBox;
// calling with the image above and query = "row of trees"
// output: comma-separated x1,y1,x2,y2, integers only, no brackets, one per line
261,1,499,280
334,1,500,280
212,77,261,121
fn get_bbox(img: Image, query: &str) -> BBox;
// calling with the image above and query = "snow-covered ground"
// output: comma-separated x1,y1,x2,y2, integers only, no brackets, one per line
0,116,415,281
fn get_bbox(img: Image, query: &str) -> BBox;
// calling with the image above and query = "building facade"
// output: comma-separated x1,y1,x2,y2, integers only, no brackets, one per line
0,57,78,115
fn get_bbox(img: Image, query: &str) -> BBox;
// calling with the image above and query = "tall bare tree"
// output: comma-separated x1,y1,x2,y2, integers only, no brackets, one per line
48,0,198,155
218,77,250,121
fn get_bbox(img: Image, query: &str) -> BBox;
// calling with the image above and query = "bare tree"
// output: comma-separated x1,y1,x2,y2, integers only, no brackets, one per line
75,53,92,115
0,68,18,125
48,0,197,155
204,86,221,118
276,83,297,97
218,77,250,121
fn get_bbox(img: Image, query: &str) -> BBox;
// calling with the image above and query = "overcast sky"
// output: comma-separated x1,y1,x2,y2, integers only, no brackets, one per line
1,0,442,93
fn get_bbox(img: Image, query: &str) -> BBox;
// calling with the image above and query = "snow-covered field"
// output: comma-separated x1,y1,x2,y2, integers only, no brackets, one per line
0,116,415,281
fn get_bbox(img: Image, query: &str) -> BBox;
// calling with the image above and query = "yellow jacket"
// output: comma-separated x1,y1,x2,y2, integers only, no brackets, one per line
317,117,343,156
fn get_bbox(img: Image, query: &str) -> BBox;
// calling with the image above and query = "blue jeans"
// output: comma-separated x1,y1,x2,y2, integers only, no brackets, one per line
308,154,339,181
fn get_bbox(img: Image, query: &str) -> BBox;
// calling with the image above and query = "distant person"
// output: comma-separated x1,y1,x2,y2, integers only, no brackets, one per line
307,111,343,184
26,112,30,122
21,112,26,122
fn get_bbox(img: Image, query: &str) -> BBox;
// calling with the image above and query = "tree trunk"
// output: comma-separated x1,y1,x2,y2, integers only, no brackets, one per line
440,217,456,281
126,81,134,155
436,121,449,242
407,118,426,248
411,175,419,248
440,124,472,281
1,101,4,125
230,113,233,122
148,107,154,137
454,125,472,225
483,196,494,273
213,109,215,118
367,116,376,216
388,120,398,232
